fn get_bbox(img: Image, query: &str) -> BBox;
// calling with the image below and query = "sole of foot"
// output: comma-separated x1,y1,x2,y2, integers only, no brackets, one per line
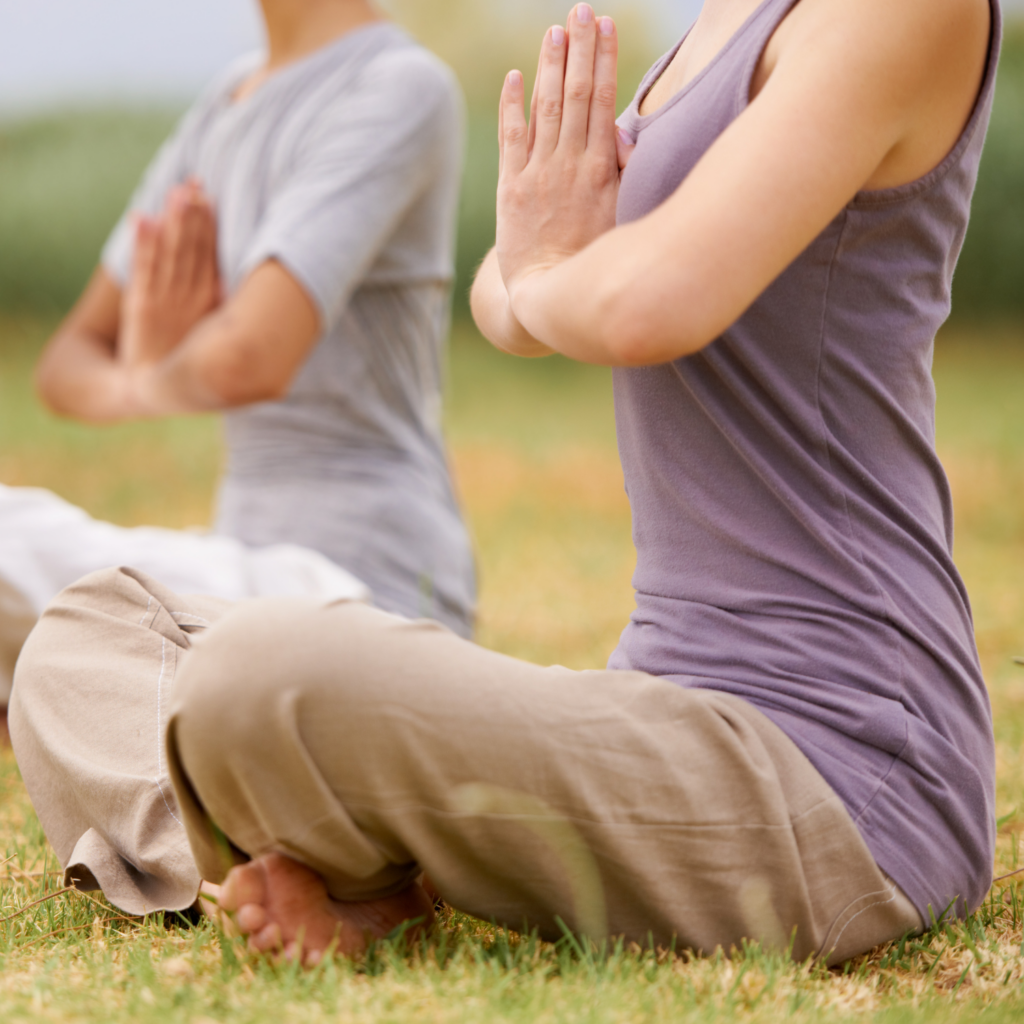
219,852,434,965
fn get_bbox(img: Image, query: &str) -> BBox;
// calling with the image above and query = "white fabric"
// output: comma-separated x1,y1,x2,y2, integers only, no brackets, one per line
0,483,370,703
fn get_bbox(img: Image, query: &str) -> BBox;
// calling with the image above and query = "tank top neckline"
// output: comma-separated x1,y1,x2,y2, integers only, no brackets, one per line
626,0,787,131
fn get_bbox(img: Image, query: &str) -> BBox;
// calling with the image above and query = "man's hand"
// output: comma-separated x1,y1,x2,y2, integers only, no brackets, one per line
496,5,620,304
119,180,222,369
36,205,319,423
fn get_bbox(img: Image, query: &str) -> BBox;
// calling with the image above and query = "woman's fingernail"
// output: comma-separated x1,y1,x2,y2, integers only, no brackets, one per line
551,25,566,46
618,129,635,148
508,70,522,88
599,16,615,36
577,4,594,24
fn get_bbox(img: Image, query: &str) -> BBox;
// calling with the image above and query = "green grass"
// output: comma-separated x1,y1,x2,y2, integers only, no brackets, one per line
3,887,1024,1024
1,316,1024,1020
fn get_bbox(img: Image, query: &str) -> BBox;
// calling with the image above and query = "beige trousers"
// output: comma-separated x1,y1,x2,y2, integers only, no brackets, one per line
12,568,921,963
10,568,232,913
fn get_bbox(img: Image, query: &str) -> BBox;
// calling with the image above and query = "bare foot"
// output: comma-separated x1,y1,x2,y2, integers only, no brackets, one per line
219,853,434,965
421,873,443,906
197,881,226,922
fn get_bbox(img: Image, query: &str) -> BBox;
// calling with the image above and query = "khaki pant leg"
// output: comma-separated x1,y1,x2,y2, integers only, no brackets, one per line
167,600,921,962
9,566,231,915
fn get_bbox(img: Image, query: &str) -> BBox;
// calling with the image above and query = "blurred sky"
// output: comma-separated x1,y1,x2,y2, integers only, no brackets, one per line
2,0,699,113
1,0,1018,114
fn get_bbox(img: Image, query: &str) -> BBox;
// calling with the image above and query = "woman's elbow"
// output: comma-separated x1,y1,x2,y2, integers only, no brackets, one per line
469,267,508,352
33,362,58,410
596,298,711,368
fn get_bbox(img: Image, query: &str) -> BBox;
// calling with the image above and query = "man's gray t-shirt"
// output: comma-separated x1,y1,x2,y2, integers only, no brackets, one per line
103,22,476,635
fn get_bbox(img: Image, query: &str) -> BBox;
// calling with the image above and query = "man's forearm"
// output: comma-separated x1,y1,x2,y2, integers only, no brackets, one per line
119,311,281,420
38,318,253,424
39,261,318,424
122,347,229,419
35,330,137,424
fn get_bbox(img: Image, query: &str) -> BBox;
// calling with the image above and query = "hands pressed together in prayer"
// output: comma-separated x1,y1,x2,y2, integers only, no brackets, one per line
496,5,629,307
472,3,632,361
119,180,223,372
38,176,320,423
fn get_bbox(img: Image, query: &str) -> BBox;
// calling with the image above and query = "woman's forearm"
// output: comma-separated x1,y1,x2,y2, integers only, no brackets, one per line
504,222,711,368
470,249,555,359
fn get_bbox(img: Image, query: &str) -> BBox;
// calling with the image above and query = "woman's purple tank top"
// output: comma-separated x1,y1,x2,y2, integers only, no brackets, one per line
611,0,1002,918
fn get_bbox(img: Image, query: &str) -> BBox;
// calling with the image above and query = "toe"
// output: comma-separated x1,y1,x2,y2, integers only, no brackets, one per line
250,922,283,953
237,902,269,934
221,862,267,912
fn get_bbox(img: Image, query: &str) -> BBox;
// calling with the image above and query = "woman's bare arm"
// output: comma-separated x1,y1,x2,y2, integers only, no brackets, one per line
480,0,990,367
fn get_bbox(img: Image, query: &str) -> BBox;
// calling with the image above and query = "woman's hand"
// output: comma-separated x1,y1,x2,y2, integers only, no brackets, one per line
119,180,222,369
496,5,621,306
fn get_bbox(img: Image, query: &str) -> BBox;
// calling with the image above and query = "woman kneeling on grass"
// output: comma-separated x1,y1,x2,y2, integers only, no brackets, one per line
19,0,1000,964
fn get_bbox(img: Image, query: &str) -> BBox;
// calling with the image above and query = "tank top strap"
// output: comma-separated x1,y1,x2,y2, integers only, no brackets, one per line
726,0,803,114
622,0,803,133
733,0,803,60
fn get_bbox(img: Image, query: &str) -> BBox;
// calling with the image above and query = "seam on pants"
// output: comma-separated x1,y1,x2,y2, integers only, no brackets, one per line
154,636,183,828
336,802,809,831
170,612,212,627
787,792,846,827
821,884,899,956
138,596,154,627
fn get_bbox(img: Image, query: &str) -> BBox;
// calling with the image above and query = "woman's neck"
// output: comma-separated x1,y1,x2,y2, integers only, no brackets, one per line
639,0,764,116
257,0,381,71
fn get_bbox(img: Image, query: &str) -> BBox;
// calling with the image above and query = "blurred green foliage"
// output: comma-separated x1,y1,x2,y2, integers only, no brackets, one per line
0,110,179,313
0,19,1020,322
952,21,1024,321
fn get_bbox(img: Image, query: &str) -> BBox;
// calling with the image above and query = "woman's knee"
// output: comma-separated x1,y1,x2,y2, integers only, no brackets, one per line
170,598,394,758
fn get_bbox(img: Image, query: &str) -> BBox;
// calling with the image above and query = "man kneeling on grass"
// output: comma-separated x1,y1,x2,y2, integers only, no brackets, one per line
0,0,476,706
16,0,1000,965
